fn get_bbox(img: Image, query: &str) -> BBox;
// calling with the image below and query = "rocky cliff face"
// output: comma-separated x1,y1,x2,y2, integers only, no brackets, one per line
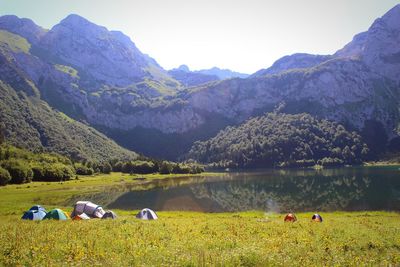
336,4,400,82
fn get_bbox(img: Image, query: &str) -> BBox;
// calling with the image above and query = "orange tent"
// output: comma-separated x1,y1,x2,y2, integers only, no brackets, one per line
284,213,297,222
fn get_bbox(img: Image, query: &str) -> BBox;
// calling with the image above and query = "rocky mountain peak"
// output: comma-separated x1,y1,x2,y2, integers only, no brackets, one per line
59,14,92,27
379,4,400,30
178,64,190,72
39,14,172,88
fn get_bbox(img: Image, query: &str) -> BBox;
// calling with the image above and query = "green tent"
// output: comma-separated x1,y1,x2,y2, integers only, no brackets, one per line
42,209,70,220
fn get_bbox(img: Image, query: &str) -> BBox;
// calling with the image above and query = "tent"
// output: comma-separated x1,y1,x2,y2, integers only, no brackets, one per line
43,209,70,220
21,210,46,220
72,213,90,220
136,208,158,220
311,213,323,222
71,201,105,218
102,210,117,219
284,213,297,222
29,205,47,213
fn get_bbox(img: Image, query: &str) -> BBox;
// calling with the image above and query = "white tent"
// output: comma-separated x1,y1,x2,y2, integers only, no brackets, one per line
72,201,105,218
136,208,158,220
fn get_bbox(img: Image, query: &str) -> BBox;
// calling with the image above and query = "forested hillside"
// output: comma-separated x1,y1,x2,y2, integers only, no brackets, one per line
0,81,137,164
188,113,369,168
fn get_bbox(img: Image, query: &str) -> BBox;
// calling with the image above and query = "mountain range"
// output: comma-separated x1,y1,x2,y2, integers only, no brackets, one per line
0,4,399,162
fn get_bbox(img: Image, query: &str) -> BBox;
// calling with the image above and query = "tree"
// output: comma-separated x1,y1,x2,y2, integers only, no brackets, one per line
0,167,11,186
1,159,33,184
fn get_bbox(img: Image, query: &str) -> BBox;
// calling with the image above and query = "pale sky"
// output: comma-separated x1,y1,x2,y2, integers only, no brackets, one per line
0,0,399,74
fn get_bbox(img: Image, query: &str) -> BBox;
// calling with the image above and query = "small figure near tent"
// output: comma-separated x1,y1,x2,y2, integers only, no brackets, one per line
136,208,158,220
21,210,47,220
72,213,91,220
102,210,117,219
311,213,323,222
284,213,297,222
71,201,105,218
43,209,70,220
29,205,47,213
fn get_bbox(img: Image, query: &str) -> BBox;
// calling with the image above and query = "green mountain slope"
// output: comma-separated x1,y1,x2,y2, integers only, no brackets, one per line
187,113,369,168
0,80,137,163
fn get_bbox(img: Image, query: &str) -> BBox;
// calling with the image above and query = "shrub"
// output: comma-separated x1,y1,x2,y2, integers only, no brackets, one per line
113,161,124,172
159,161,173,174
0,167,11,186
44,163,75,181
122,161,157,174
75,163,94,175
1,159,33,184
172,164,192,174
100,162,112,174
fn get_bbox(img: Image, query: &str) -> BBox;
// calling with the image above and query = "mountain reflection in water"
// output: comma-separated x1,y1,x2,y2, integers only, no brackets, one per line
83,167,400,212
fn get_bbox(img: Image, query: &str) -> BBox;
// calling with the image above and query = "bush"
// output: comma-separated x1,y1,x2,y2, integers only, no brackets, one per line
100,162,112,174
112,161,124,172
159,161,173,174
122,161,157,174
33,163,75,181
0,167,11,186
1,159,33,184
190,165,205,174
75,163,94,175
172,164,192,174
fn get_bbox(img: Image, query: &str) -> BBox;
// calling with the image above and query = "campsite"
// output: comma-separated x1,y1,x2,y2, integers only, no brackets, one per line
1,1,400,265
0,171,399,266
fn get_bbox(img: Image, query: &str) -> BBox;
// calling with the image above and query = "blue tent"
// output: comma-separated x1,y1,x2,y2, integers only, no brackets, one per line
21,210,47,220
29,205,47,213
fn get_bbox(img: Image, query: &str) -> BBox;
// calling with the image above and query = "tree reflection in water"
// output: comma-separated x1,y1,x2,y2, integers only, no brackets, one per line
79,167,400,212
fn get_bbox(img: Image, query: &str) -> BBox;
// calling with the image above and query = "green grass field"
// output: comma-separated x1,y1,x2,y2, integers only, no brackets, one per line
0,173,399,266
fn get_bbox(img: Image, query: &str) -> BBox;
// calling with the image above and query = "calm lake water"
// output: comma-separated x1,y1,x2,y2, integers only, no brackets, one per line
84,166,400,212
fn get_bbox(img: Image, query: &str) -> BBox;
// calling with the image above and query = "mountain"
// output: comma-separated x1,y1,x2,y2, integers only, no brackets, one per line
168,65,249,87
168,65,219,87
251,54,332,77
0,5,399,161
0,21,137,163
195,67,249,79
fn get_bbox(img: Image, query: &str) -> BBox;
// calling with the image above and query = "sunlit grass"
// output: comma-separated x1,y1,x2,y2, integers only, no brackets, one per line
0,173,399,265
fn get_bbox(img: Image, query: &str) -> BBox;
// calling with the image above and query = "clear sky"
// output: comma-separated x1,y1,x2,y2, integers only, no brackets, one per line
0,0,399,74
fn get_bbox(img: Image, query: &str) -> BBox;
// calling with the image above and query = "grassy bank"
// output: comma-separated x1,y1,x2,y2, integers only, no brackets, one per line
0,173,399,266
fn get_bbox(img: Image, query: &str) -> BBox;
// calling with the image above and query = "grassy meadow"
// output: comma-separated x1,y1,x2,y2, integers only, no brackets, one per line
0,173,399,266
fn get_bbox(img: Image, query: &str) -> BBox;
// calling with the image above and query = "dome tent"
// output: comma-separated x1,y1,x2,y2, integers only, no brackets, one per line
312,213,323,222
29,205,47,213
136,208,158,220
102,210,117,219
284,213,297,222
43,209,70,220
21,210,46,220
71,201,105,218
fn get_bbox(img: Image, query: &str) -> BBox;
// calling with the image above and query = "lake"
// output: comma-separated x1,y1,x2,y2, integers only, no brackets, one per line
81,166,400,212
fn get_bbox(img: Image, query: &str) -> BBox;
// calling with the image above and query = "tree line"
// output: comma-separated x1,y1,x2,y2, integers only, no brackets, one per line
0,128,204,186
